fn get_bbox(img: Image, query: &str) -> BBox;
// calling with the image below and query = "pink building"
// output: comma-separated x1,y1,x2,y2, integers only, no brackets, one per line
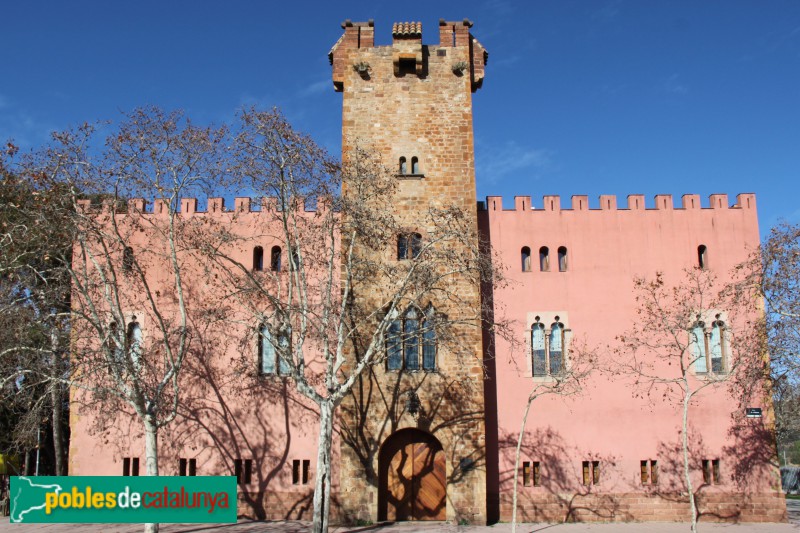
69,19,785,524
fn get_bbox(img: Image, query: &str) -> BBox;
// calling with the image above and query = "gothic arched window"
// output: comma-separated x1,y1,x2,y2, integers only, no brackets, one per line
386,305,437,372
691,322,708,373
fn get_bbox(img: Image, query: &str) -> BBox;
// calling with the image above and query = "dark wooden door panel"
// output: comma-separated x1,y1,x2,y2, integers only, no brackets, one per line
386,440,446,521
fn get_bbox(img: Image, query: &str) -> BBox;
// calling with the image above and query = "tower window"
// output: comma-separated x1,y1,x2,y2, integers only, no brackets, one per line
557,246,568,272
698,245,708,270
258,324,290,376
397,233,422,260
411,156,420,175
521,247,531,272
399,157,407,175
253,246,264,271
386,304,437,372
539,247,550,271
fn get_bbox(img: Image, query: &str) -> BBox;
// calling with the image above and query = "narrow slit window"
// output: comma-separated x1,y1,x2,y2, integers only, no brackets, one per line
651,460,658,484
399,157,407,174
270,246,282,271
539,247,550,271
712,459,721,484
132,458,139,476
533,461,541,486
521,247,531,272
397,235,408,260
253,246,264,271
179,458,187,476
292,459,301,485
234,459,243,483
558,246,568,272
244,459,253,484
592,461,600,484
302,459,311,484
522,461,531,486
702,459,712,484
698,245,708,270
123,246,135,273
123,458,131,477
411,156,420,174
582,461,590,486
641,460,648,484
188,458,197,476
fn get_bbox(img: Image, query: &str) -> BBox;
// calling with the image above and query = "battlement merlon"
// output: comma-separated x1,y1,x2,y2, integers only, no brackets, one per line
479,193,757,212
76,197,332,216
329,18,488,92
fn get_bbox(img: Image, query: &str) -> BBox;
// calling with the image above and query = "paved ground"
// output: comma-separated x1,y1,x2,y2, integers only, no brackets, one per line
0,518,797,533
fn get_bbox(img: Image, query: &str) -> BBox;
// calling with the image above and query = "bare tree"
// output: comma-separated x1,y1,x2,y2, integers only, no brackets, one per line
7,110,227,533
614,269,754,533
198,108,499,533
752,222,800,452
509,343,593,533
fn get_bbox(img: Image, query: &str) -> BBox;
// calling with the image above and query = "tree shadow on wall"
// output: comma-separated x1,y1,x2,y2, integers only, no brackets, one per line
498,426,627,523
174,332,321,520
652,428,742,523
339,365,486,523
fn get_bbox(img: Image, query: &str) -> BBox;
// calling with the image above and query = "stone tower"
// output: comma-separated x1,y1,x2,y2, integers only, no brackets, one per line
329,19,489,524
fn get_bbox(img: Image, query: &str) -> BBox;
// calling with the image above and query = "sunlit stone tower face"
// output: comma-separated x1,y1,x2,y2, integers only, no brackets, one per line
329,19,490,523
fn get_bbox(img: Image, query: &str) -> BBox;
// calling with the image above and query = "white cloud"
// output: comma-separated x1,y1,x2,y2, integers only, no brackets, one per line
476,140,553,184
661,73,689,95
299,79,331,97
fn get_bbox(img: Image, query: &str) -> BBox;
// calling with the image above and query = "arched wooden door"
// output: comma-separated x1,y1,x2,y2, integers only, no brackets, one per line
379,429,446,521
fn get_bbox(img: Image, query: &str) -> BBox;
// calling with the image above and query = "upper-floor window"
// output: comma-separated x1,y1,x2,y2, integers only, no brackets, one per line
411,157,420,175
270,246,282,272
253,246,264,272
123,246,135,274
258,323,290,376
399,157,407,175
531,316,566,377
397,233,422,260
127,320,142,368
539,247,550,271
521,247,532,272
558,246,568,272
387,305,437,372
690,316,727,375
698,245,708,270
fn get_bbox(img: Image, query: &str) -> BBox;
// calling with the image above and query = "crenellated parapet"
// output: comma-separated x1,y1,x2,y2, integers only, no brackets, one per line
76,197,331,216
329,18,488,93
479,193,756,212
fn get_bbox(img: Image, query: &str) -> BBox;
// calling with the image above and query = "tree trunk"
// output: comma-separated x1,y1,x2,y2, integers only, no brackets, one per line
51,381,64,476
312,401,334,533
682,387,697,533
144,418,159,533
511,394,534,533
50,331,65,476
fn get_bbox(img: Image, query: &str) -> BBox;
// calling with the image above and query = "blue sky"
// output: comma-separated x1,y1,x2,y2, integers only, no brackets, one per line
3,1,799,234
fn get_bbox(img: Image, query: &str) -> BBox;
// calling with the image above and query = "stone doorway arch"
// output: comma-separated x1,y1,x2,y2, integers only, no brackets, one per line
378,428,446,521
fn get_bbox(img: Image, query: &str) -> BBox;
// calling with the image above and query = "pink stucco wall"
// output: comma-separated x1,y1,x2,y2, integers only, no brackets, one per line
68,198,338,520
480,192,784,521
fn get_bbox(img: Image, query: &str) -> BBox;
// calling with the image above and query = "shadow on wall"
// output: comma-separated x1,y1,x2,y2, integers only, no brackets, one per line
173,325,322,520
497,427,626,523
340,365,486,524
